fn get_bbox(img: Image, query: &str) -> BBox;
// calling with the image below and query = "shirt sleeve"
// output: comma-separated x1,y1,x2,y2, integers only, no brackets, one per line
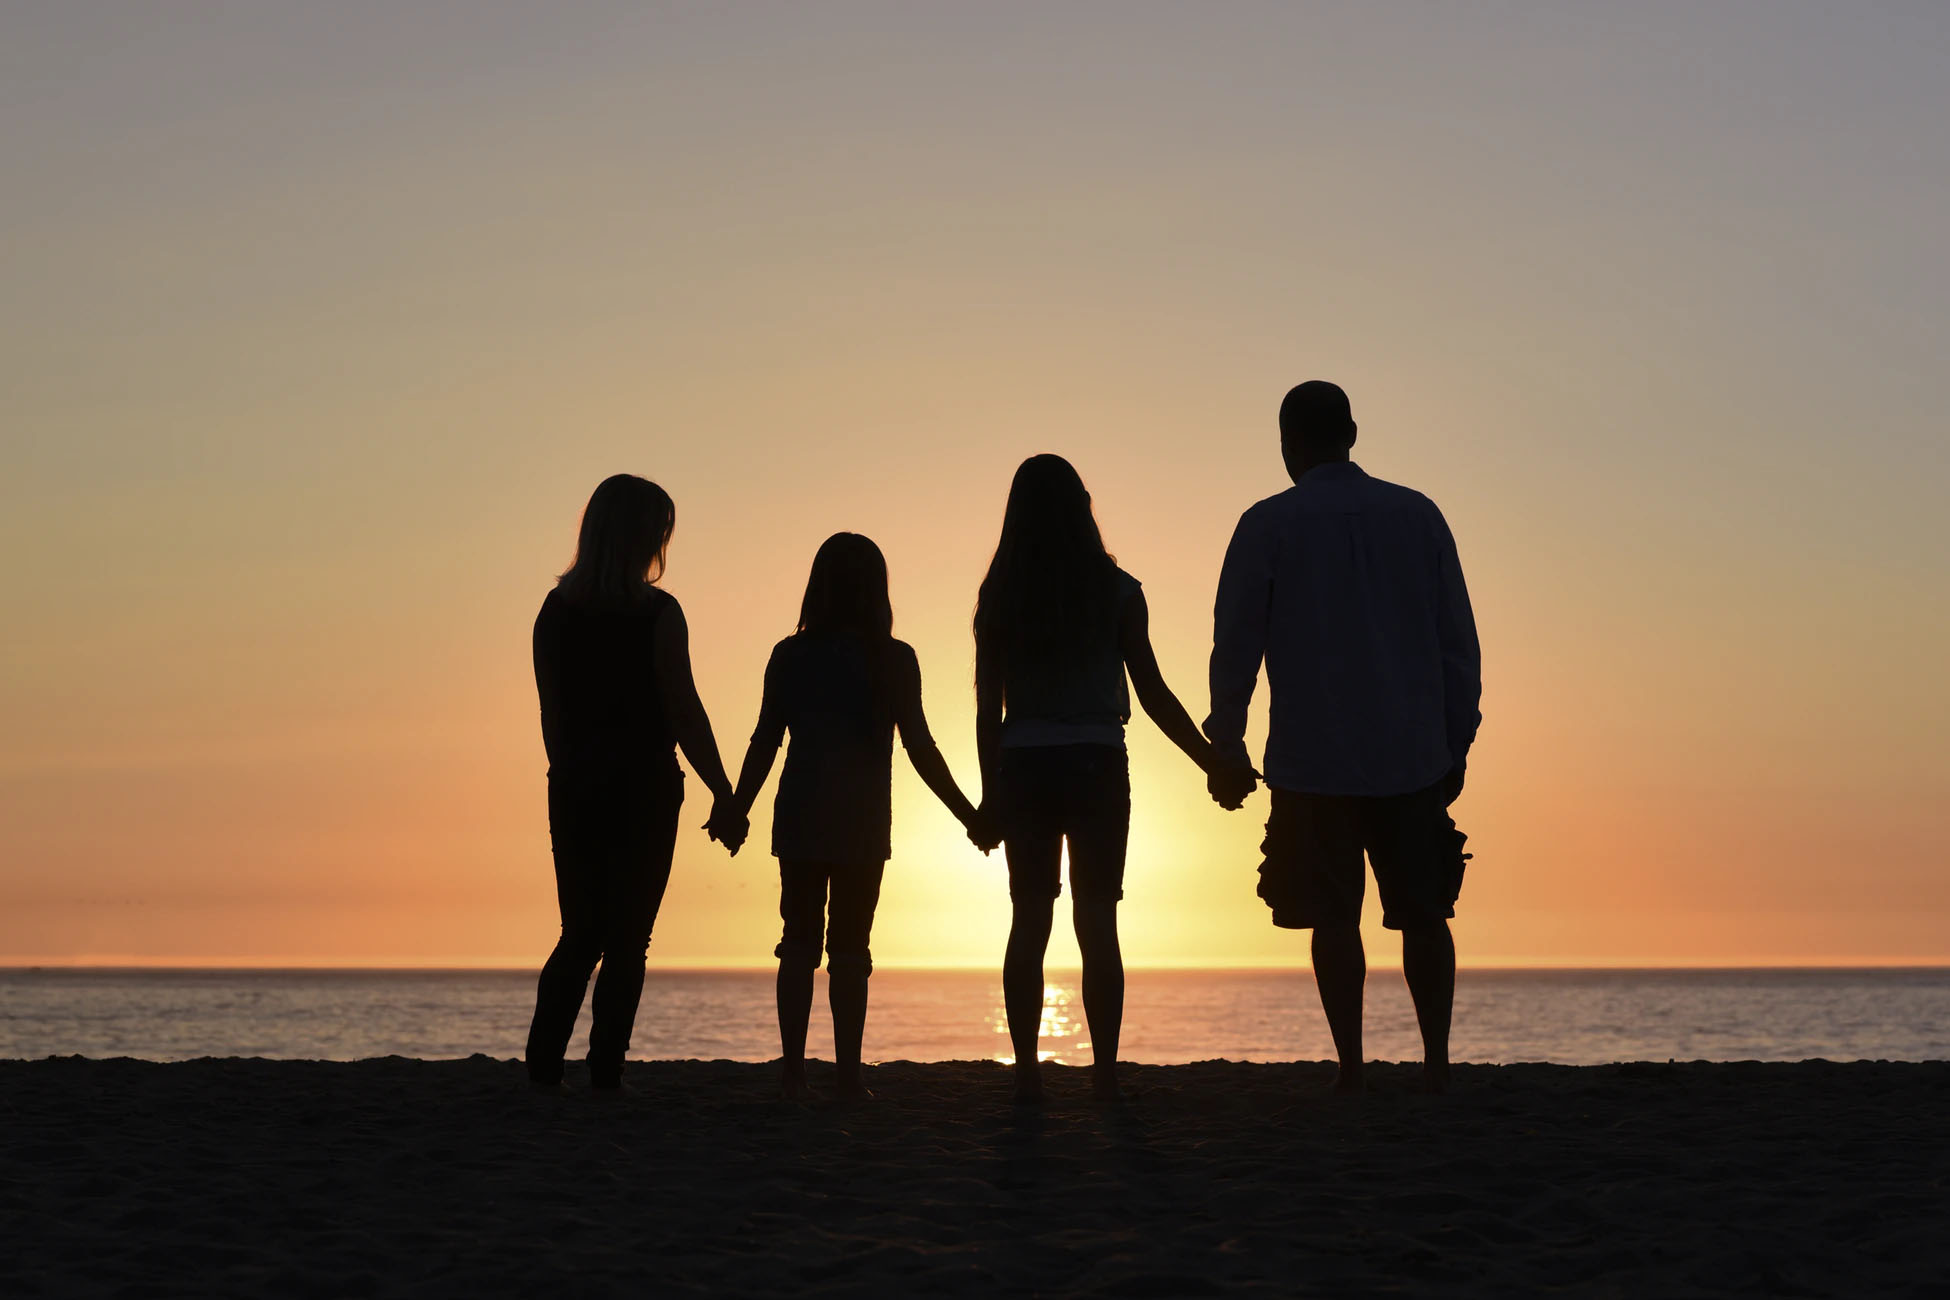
1432,508,1482,767
894,642,935,751
750,642,791,749
1203,508,1271,769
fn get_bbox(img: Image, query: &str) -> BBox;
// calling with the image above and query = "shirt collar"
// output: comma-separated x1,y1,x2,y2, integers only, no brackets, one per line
1299,459,1367,482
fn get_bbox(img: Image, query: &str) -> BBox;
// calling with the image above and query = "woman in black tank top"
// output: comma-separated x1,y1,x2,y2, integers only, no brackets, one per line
524,474,738,1091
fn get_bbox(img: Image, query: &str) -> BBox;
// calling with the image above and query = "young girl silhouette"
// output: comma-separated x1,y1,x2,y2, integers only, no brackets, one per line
720,533,991,1101
525,474,738,1090
974,455,1220,1104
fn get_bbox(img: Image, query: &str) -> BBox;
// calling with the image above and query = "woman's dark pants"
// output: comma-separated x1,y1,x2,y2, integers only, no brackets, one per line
525,769,682,1087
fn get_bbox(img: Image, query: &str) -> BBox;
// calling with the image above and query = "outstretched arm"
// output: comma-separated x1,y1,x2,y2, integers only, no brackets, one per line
896,645,987,845
717,646,788,852
1204,510,1269,772
908,744,979,829
653,598,734,804
974,635,1003,814
1120,589,1218,775
727,741,779,823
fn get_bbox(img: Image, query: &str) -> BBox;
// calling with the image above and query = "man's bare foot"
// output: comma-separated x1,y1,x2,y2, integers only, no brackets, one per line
780,1066,813,1101
528,1078,569,1096
1418,1061,1451,1095
1012,1062,1045,1106
1091,1066,1124,1103
1329,1065,1366,1095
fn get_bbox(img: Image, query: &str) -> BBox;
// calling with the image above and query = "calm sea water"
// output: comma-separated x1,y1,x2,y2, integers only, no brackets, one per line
2,968,1945,1065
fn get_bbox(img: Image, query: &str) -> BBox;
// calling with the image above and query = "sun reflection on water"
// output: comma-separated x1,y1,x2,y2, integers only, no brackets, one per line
989,981,1089,1065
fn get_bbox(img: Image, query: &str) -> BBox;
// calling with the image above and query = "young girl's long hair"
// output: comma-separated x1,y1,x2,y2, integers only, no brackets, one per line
557,474,676,607
973,455,1117,702
797,533,894,640
797,532,897,722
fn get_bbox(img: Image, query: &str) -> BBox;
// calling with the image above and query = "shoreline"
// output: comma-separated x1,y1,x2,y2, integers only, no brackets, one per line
8,961,1950,973
4,1057,1944,1296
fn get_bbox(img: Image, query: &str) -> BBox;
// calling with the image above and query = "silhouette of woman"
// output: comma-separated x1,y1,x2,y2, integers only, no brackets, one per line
524,474,737,1091
719,533,991,1101
975,456,1219,1104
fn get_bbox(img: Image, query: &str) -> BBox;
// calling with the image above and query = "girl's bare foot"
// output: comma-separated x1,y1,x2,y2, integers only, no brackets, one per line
834,1077,874,1105
1329,1064,1366,1095
1091,1065,1124,1102
780,1065,813,1101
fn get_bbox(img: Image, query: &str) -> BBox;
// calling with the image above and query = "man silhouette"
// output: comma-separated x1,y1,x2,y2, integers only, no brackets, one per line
1205,381,1480,1092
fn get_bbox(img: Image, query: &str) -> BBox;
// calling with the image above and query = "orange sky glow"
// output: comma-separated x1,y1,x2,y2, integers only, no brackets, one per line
3,5,1946,969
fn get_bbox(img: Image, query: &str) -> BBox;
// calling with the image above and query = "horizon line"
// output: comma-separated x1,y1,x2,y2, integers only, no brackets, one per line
6,958,1949,974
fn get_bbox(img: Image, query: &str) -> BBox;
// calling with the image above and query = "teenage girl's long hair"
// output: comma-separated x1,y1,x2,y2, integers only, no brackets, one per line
972,455,1117,704
557,474,676,607
796,532,898,722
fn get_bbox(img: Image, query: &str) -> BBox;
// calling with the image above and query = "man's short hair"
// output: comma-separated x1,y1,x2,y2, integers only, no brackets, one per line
1279,381,1355,450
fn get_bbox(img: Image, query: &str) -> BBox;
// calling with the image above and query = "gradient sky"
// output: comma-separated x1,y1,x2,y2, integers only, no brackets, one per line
4,2,1946,968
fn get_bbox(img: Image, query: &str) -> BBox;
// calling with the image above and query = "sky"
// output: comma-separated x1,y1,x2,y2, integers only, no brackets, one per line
3,2,1946,969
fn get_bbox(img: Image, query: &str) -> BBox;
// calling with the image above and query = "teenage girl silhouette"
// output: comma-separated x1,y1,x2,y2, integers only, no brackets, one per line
974,456,1220,1104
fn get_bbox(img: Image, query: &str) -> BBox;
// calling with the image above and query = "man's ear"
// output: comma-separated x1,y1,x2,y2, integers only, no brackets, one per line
1346,423,1359,452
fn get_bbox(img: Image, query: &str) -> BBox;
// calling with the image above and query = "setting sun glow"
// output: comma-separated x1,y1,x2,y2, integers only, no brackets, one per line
3,5,1945,971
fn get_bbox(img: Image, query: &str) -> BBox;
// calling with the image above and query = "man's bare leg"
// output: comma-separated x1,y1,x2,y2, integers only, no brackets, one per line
1401,919,1455,1093
1311,923,1366,1093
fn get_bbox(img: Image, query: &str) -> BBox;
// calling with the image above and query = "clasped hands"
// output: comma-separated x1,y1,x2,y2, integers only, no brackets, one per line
704,796,750,856
705,798,1002,857
1206,760,1259,811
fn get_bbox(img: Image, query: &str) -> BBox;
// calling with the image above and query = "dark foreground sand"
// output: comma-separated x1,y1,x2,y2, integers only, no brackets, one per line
2,1058,1945,1298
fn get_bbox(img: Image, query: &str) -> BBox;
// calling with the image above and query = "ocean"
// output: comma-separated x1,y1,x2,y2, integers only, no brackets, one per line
4,967,1946,1065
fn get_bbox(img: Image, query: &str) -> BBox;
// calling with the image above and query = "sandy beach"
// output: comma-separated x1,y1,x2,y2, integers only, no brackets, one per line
2,1057,1944,1297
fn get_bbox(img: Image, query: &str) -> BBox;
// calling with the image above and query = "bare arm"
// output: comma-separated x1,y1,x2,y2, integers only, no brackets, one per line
726,646,788,821
652,598,734,803
896,646,979,828
532,604,561,765
727,741,779,821
974,633,1003,812
1120,588,1217,774
908,743,979,829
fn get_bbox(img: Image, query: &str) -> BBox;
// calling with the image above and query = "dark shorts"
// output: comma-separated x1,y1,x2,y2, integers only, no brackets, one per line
777,859,886,977
998,744,1131,903
1258,782,1469,931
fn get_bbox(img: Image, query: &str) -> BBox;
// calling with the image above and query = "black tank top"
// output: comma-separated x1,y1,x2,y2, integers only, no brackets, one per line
532,587,679,779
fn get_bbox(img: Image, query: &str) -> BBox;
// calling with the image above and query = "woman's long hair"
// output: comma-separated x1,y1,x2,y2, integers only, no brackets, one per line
797,532,894,640
973,455,1117,700
557,474,676,606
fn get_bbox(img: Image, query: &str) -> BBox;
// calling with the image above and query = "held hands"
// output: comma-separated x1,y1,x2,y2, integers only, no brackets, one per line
965,804,1003,856
1207,761,1259,811
704,795,750,856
